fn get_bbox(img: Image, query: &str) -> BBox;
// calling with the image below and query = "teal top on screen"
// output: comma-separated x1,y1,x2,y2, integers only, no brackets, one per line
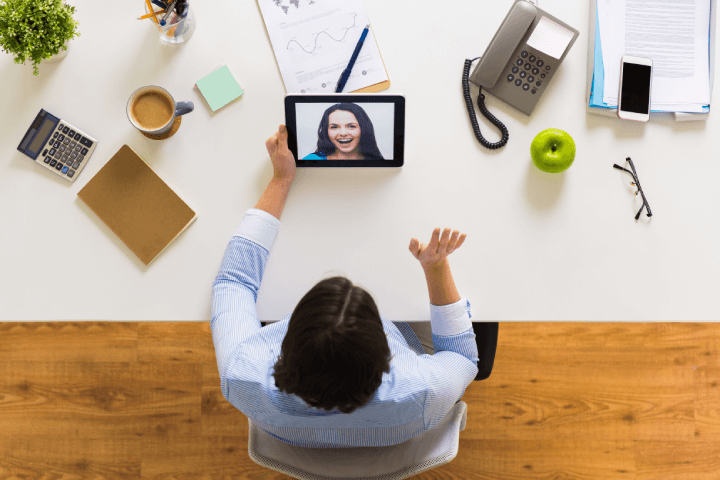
285,93,405,168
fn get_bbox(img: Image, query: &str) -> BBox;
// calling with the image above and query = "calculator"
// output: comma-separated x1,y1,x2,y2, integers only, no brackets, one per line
17,109,97,182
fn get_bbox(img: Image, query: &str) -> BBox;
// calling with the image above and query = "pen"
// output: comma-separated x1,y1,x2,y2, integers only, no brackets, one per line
160,0,176,26
335,24,370,93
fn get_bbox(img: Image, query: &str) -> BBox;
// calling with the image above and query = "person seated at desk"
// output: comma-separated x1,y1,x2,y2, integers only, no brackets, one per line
211,125,480,448
302,103,385,160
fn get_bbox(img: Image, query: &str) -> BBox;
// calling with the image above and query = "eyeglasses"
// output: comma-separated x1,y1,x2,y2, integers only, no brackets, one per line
613,157,652,220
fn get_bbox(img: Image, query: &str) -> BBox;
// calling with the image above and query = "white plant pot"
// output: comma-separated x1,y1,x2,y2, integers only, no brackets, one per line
44,41,70,63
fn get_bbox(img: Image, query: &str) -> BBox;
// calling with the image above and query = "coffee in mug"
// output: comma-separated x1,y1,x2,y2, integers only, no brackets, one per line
127,86,194,136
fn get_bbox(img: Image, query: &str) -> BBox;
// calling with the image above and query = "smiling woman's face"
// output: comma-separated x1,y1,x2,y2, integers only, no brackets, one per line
328,110,362,157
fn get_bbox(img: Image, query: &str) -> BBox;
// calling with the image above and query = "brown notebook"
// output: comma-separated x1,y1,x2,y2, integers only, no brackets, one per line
77,144,197,266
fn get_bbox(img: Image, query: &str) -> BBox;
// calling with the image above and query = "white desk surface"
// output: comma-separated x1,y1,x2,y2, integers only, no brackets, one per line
1,0,718,321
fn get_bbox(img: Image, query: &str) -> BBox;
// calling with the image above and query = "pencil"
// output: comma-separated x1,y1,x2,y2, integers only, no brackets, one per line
138,9,166,20
144,0,160,24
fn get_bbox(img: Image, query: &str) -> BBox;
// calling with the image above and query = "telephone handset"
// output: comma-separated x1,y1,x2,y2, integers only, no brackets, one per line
463,0,579,149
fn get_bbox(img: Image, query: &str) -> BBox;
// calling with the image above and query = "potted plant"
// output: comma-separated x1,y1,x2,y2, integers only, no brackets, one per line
0,0,80,75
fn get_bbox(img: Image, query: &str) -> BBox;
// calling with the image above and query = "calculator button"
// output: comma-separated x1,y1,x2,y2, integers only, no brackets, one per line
54,151,62,159
73,162,80,169
64,157,73,165
62,166,69,174
528,76,534,83
81,147,88,155
55,162,63,171
515,79,522,86
75,145,82,152
532,68,539,75
519,71,526,78
50,159,57,167
77,154,84,162
59,145,66,153
507,74,514,82
536,60,544,67
541,73,546,78
70,152,77,159
42,149,48,156
524,63,531,70
545,65,551,71
511,66,519,74
69,130,75,137
521,51,528,58
516,59,523,66
49,148,56,156
58,124,64,130
58,134,65,142
63,138,70,145
536,81,542,86
70,141,76,148
80,137,93,148
523,84,530,91
531,89,537,94
67,169,75,178
53,132,58,139
74,133,81,141
529,55,536,62
44,156,51,164
53,141,60,149
62,126,69,134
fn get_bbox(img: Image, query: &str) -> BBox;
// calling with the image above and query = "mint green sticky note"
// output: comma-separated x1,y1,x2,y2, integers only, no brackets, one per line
196,65,244,112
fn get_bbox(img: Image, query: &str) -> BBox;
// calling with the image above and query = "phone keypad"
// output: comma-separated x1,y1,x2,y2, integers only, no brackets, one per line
511,50,552,95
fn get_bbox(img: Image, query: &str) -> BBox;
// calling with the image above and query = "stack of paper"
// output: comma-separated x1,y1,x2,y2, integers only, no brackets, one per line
589,0,711,113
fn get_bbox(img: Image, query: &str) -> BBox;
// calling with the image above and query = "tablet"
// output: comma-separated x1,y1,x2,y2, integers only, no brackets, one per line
285,94,405,167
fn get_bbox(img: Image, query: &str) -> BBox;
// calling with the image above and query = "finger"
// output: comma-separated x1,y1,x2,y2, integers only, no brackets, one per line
408,238,420,258
427,228,441,253
265,134,278,155
454,233,467,251
438,228,451,253
278,124,288,143
446,230,460,253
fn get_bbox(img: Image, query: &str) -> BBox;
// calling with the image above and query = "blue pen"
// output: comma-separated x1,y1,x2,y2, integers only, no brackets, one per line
335,24,370,93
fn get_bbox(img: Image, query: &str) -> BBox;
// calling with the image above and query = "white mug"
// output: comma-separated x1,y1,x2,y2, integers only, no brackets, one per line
126,85,194,136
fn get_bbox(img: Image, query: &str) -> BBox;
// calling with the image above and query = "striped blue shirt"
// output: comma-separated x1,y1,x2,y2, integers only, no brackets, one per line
211,208,479,448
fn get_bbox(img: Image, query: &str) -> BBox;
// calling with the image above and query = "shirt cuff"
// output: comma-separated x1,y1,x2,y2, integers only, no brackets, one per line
233,208,280,251
429,297,472,336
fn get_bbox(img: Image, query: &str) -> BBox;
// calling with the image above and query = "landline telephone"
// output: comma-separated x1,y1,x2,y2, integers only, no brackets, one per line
463,0,579,149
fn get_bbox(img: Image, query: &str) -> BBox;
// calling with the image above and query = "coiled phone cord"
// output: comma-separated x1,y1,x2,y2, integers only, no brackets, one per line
462,57,509,150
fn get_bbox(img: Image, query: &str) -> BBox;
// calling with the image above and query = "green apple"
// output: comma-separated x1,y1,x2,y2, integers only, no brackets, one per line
530,129,576,173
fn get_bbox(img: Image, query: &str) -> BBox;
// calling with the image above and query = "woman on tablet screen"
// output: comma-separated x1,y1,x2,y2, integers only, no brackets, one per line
303,103,385,160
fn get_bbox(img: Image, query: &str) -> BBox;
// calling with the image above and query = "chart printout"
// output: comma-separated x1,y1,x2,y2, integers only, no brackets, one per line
257,0,388,93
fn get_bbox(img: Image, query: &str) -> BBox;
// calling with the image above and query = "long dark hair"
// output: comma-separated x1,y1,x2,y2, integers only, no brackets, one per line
272,276,393,414
314,103,385,160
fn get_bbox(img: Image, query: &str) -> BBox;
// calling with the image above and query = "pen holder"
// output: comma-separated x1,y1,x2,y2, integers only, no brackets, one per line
144,2,195,44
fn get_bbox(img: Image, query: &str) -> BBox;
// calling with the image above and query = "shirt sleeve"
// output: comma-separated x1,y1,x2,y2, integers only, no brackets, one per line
211,208,279,385
421,297,479,430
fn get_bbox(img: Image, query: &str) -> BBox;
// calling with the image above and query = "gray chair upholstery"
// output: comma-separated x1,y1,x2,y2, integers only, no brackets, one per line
247,400,468,480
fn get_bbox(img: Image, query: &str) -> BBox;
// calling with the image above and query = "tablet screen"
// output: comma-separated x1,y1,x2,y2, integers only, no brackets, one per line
295,102,396,161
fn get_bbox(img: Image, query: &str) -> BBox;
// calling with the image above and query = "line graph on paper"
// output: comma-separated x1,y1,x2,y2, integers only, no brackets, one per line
285,13,360,62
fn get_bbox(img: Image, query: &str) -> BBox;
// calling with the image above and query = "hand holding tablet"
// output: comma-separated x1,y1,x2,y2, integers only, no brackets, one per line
285,94,405,167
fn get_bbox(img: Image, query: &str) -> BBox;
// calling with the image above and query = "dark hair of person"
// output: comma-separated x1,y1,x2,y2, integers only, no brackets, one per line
314,103,385,160
272,276,393,414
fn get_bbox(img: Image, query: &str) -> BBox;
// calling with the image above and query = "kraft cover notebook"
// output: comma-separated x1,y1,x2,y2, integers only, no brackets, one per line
77,144,197,266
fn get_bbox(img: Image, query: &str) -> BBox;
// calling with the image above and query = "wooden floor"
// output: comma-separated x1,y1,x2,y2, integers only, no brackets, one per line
1,322,719,479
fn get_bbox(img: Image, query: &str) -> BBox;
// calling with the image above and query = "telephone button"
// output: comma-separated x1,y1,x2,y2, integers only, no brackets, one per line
512,66,519,74
507,74,515,82
540,73,547,79
529,55,536,62
524,63,531,70
521,51,528,58
536,81,542,86
527,76,534,83
519,71,526,78
516,59,523,66
532,68,539,75
522,84,530,91
531,89,537,94
536,60,544,67
545,65,551,71
515,79,522,86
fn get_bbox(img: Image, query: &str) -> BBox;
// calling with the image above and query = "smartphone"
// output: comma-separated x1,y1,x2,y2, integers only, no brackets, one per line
618,55,653,122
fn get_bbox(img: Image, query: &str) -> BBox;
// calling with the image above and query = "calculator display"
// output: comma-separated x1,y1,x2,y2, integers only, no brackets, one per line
28,118,57,154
